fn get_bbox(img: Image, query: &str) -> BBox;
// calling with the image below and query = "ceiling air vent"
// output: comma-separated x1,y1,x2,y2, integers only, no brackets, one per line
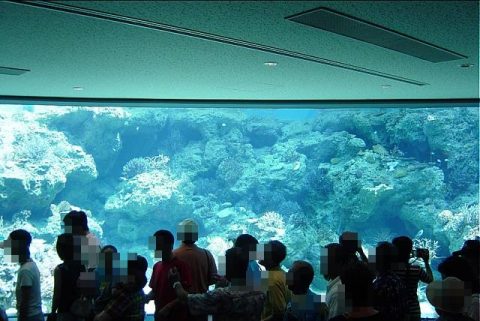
286,7,467,63
0,66,30,76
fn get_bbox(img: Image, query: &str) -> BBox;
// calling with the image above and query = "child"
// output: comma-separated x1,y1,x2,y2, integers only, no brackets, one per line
285,261,325,321
148,230,192,321
259,240,290,321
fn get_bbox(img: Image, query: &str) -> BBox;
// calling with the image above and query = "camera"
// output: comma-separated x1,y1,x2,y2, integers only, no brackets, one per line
412,248,428,258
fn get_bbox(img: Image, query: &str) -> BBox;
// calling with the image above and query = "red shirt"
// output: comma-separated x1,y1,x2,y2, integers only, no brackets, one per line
149,257,192,320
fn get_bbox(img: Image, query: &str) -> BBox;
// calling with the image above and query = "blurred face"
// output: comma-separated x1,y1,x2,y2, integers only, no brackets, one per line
64,224,85,236
151,236,172,260
259,244,274,268
3,237,27,263
286,265,297,292
320,247,329,280
100,251,120,277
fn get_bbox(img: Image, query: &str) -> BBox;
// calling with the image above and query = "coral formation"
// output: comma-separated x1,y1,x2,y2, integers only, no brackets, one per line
121,155,170,179
0,105,478,313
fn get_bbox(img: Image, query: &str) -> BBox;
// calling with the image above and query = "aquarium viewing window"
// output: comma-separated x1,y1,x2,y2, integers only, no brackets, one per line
0,103,478,318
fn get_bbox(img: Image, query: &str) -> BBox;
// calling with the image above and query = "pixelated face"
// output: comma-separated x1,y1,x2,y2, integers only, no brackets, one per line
2,238,27,263
75,235,100,266
287,262,311,292
99,251,120,273
149,235,172,260
286,267,295,289
63,223,84,235
319,247,329,278
177,223,198,242
258,243,272,266
217,254,226,276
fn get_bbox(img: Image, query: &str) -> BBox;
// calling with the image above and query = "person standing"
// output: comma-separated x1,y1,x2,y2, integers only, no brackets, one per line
63,210,101,271
50,234,86,321
147,230,192,321
284,260,325,321
392,236,433,321
372,242,408,321
6,229,43,321
170,246,265,321
259,240,291,321
321,243,347,320
173,219,218,321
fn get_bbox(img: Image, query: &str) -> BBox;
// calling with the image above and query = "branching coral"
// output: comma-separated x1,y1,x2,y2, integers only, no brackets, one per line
246,211,286,241
121,154,170,179
438,203,480,252
413,237,440,260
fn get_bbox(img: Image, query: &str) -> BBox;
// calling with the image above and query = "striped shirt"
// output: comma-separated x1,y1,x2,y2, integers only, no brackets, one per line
393,264,433,320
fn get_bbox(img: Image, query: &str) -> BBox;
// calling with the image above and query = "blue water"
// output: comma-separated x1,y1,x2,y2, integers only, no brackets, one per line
0,105,478,317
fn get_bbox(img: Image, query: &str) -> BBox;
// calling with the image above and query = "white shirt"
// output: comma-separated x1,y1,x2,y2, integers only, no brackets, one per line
326,276,345,320
16,260,42,317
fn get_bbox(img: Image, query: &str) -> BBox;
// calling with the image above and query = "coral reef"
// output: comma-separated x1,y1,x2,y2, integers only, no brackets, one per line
413,237,440,260
105,168,181,220
121,155,170,179
437,203,480,252
0,105,478,314
0,115,97,217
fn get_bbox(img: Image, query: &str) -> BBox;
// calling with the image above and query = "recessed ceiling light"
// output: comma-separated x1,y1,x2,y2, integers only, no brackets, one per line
73,86,84,91
264,62,278,67
460,63,474,68
381,84,391,89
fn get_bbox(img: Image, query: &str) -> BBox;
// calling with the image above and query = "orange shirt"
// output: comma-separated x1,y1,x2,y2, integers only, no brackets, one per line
173,243,217,294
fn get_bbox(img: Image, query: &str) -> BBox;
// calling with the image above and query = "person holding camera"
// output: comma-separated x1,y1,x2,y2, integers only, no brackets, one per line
392,236,433,321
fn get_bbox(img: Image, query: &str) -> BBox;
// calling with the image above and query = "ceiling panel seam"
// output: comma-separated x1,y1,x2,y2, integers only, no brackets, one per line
0,96,478,108
8,0,429,86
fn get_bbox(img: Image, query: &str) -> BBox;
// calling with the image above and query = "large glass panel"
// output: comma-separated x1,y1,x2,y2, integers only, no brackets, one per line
0,104,478,318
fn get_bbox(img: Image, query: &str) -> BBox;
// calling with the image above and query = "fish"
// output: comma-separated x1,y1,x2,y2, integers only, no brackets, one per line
292,161,301,171
414,229,424,239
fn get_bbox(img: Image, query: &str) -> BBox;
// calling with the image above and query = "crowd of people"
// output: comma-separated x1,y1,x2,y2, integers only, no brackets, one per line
0,210,479,321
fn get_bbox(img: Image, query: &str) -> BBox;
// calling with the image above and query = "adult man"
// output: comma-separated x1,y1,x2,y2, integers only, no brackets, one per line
173,219,218,293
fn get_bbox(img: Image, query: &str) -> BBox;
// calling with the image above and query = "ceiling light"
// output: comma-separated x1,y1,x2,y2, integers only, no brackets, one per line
460,63,474,68
381,84,391,89
73,86,84,91
264,62,278,67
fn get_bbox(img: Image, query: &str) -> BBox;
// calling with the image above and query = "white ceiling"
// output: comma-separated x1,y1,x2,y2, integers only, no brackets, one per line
0,1,478,102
